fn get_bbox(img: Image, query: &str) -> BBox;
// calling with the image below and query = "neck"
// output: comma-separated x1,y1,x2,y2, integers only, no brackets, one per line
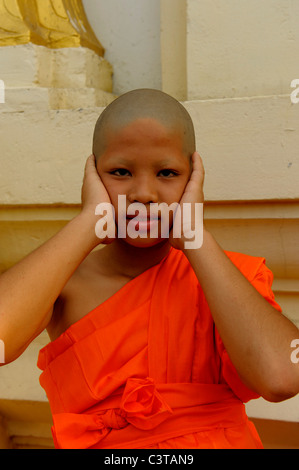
99,239,172,279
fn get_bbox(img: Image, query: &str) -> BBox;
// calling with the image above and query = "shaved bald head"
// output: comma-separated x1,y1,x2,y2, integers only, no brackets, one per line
93,89,195,161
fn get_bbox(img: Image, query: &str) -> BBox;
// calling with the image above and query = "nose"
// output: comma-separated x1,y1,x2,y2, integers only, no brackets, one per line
127,176,158,205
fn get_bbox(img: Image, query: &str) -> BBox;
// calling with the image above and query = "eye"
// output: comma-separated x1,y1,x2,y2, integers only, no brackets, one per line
158,169,179,178
110,168,131,177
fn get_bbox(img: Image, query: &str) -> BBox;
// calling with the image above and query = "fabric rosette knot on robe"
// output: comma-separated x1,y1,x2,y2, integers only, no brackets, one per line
52,377,173,449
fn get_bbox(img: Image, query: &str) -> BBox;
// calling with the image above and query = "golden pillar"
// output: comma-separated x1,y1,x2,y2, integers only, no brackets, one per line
0,0,104,56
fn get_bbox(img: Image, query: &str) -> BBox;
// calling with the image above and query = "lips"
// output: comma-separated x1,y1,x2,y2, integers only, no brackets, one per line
126,214,159,222
125,213,160,235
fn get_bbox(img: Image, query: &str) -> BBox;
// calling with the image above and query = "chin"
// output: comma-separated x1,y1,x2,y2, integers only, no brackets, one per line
121,236,167,249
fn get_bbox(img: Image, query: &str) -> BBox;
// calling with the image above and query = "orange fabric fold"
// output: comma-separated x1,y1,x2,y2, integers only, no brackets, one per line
38,248,282,449
52,377,173,449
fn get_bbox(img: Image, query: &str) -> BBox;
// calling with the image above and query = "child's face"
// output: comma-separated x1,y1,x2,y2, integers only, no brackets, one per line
97,118,191,247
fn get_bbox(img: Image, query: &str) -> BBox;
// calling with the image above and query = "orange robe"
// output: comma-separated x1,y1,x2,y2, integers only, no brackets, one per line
38,248,282,449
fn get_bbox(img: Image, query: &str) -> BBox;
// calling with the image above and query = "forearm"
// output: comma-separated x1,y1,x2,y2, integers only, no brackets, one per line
0,211,99,363
184,229,299,401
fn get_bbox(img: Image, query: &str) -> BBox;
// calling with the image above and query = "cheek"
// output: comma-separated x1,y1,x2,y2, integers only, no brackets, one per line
163,179,189,204
101,179,128,217
107,188,122,214
99,173,122,200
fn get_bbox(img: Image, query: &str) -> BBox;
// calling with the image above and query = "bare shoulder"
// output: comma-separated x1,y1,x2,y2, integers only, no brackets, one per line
47,248,107,341
47,248,131,341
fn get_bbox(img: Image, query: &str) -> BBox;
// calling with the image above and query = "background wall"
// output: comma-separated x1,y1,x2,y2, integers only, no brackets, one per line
82,0,299,101
83,0,162,94
187,0,299,100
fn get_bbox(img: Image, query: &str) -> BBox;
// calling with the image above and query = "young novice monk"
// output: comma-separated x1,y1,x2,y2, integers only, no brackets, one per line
0,89,298,449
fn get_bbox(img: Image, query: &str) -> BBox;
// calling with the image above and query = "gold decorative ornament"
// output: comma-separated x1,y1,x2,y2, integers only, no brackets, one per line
0,0,104,56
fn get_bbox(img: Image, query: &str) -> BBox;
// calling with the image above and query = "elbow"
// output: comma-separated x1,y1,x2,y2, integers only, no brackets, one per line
0,332,27,366
260,372,299,403
0,347,25,367
263,389,298,403
0,339,15,366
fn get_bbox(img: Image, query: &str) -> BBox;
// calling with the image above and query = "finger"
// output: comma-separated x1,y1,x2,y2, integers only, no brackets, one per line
84,155,101,181
86,154,95,165
192,151,204,173
189,152,204,186
85,154,96,171
83,155,93,176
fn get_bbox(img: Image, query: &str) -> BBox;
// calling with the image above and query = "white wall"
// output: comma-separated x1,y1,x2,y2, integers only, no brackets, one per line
187,0,299,100
82,0,162,95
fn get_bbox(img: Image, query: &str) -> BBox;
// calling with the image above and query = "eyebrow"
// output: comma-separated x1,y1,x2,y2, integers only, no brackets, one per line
103,156,131,166
158,159,179,167
103,154,187,170
105,156,180,166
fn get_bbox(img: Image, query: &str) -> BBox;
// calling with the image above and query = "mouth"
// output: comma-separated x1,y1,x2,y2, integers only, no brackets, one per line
126,215,159,222
125,213,160,234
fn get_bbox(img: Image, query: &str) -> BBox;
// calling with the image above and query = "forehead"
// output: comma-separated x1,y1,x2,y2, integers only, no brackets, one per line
104,117,184,150
97,118,190,172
